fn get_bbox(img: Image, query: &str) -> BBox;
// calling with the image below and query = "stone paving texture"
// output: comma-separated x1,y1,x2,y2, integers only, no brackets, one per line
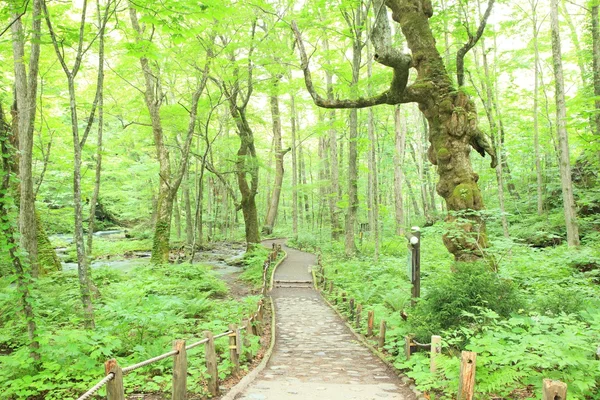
236,240,416,400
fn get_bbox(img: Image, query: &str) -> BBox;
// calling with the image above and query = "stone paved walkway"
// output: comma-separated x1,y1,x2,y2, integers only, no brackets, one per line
235,240,416,400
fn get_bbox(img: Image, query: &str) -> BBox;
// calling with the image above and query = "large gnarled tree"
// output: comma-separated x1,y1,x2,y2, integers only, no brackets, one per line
292,0,497,261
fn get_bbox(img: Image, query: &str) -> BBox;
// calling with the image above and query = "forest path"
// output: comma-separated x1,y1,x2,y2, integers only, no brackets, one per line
233,239,416,400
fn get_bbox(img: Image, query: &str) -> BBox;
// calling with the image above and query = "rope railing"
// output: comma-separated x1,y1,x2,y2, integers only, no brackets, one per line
77,373,115,400
75,244,283,400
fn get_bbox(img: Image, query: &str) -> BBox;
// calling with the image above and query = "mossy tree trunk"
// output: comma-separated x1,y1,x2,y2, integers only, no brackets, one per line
292,0,498,261
11,0,42,277
231,107,261,249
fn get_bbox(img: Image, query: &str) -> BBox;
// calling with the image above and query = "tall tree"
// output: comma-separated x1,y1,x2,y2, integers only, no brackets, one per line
44,0,116,328
591,2,600,164
293,0,498,261
10,0,61,277
128,4,210,263
0,103,39,360
263,77,290,234
394,105,406,236
550,0,580,246
87,0,107,254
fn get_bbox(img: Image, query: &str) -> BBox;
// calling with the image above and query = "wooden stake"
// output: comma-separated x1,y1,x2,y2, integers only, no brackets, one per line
204,331,219,396
172,340,187,400
349,298,355,318
329,281,333,294
104,359,125,400
404,336,412,360
355,304,362,329
458,351,477,400
430,335,442,372
378,320,386,348
243,319,253,360
542,379,567,400
367,310,374,336
256,305,264,336
228,324,240,376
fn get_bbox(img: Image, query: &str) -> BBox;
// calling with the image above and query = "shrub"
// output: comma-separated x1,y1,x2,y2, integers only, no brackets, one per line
409,261,522,341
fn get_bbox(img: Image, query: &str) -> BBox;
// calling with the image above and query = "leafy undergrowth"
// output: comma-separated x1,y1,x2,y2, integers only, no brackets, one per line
0,261,263,399
289,224,600,399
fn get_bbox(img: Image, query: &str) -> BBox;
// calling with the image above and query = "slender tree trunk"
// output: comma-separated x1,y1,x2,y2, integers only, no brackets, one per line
550,0,580,246
12,0,42,277
298,141,310,223
263,81,289,234
367,51,380,260
87,3,105,254
405,175,421,217
184,169,193,247
290,95,299,238
323,37,342,240
345,21,363,257
174,194,181,239
474,43,509,237
592,4,600,164
532,1,544,215
394,105,406,236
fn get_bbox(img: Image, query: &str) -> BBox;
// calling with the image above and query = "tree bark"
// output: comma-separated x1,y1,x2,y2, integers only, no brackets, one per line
592,4,600,164
531,0,544,215
87,0,106,255
324,36,342,240
343,2,366,257
366,45,380,260
472,44,509,238
184,169,194,247
394,105,406,236
263,79,289,235
11,0,42,277
0,104,39,360
550,0,580,246
290,95,299,238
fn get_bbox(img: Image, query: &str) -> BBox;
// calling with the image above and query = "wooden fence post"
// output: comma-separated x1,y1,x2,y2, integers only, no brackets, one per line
172,340,187,400
349,298,355,319
458,351,477,400
378,320,386,348
243,319,253,360
542,379,567,400
355,304,362,329
105,359,125,400
430,335,442,372
228,324,240,376
367,310,374,336
329,281,333,294
204,331,219,396
404,336,412,360
256,304,264,335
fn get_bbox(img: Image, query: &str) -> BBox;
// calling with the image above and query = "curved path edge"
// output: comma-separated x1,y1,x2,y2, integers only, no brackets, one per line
221,244,288,400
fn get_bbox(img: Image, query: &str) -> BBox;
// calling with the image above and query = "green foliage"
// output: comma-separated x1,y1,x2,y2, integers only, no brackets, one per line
239,247,270,286
409,262,522,342
0,262,257,399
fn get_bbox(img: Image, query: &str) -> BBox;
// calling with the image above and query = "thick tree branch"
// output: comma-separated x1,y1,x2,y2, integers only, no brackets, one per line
291,19,416,109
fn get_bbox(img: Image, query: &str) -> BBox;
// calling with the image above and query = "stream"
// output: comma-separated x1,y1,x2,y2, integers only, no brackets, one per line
50,231,248,285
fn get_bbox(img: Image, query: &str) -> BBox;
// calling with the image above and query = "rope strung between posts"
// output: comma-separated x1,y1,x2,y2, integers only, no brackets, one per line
411,339,432,348
122,350,179,374
76,373,114,400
